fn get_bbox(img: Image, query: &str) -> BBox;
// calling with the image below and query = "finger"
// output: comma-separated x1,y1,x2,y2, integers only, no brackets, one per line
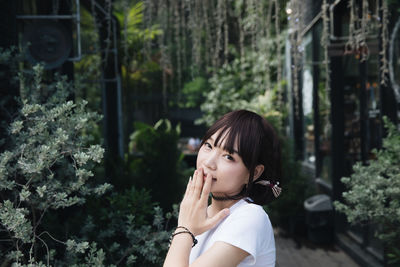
194,168,204,198
189,170,197,194
190,170,199,194
200,173,212,203
207,209,230,229
184,176,192,198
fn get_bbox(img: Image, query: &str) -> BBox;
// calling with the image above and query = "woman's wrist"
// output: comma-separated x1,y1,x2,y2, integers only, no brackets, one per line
170,226,198,248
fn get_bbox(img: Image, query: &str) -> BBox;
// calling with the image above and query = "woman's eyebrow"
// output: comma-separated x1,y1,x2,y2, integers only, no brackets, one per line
222,144,239,154
209,136,239,154
230,149,239,154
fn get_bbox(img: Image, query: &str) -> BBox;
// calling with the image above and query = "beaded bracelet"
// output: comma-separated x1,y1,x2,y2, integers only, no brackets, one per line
169,226,198,247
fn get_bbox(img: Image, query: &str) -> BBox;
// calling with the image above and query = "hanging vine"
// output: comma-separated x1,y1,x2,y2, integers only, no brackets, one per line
274,0,282,96
181,0,188,71
143,0,153,60
213,0,224,69
117,0,395,129
380,0,389,85
288,0,303,119
103,0,113,65
223,0,229,65
345,0,380,61
263,1,273,92
321,0,330,93
167,0,175,93
90,0,101,56
174,0,182,100
320,0,331,138
122,0,129,67
247,0,257,52
234,1,245,62
189,0,202,76
202,0,212,68
134,0,289,112
158,0,169,112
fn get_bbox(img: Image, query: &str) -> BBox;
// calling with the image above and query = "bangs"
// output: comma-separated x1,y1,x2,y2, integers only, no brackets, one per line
201,111,262,170
213,126,237,154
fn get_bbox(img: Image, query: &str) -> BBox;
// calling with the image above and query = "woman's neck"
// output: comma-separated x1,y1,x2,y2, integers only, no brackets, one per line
209,198,241,215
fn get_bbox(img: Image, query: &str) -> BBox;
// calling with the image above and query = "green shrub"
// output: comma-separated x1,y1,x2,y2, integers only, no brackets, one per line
265,138,314,231
77,187,177,267
196,51,265,126
179,77,210,108
0,50,175,266
0,63,111,265
128,119,189,212
196,36,284,127
334,117,400,265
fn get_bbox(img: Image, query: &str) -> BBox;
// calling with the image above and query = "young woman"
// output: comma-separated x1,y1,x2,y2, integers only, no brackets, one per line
164,110,282,267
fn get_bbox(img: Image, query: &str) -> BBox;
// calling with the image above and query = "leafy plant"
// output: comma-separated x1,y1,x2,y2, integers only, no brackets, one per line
78,187,177,266
334,117,400,264
114,1,162,58
128,119,188,212
197,35,284,127
196,50,264,126
265,138,314,233
179,77,209,108
0,63,111,265
0,51,176,266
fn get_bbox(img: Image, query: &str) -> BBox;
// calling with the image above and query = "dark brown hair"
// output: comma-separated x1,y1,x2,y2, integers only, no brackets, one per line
200,110,282,205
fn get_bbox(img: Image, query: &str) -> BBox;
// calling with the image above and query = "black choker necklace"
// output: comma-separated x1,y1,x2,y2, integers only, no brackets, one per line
211,192,245,202
210,185,248,201
211,194,238,201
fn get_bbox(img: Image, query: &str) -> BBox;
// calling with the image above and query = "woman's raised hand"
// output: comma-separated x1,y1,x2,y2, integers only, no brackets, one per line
178,168,230,236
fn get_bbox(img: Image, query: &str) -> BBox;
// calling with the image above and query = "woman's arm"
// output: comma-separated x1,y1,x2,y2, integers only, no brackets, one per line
163,168,230,267
190,241,249,267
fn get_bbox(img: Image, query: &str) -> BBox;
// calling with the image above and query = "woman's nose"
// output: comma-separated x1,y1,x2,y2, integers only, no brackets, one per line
203,153,217,170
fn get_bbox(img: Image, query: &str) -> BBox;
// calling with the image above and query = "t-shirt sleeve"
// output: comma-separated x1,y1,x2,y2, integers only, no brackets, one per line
213,204,273,265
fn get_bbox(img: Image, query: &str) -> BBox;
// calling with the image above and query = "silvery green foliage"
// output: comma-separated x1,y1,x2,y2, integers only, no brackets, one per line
123,206,173,265
78,199,177,266
334,117,400,247
0,62,111,265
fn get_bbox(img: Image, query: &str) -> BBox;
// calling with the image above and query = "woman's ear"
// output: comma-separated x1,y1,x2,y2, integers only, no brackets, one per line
253,164,265,181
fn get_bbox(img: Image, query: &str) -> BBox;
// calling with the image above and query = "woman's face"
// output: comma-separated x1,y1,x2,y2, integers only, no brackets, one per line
196,131,249,197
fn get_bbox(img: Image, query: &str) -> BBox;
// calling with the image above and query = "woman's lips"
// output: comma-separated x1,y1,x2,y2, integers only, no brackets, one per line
203,173,217,181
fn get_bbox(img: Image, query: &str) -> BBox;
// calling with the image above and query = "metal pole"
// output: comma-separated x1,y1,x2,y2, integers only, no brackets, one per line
68,0,82,61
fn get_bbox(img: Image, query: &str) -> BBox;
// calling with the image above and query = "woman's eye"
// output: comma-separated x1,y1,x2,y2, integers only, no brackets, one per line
204,142,212,149
225,154,234,161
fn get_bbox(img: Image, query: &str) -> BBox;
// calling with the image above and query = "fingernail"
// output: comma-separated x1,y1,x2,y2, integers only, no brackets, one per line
224,209,230,215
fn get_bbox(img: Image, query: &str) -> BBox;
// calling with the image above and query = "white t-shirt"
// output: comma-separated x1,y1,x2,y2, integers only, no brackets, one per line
189,199,276,267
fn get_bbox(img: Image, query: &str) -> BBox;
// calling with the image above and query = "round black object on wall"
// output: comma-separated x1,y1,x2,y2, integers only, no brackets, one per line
22,21,72,69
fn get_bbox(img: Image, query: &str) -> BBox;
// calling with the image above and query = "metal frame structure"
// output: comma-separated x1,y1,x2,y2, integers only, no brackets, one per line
16,0,81,62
